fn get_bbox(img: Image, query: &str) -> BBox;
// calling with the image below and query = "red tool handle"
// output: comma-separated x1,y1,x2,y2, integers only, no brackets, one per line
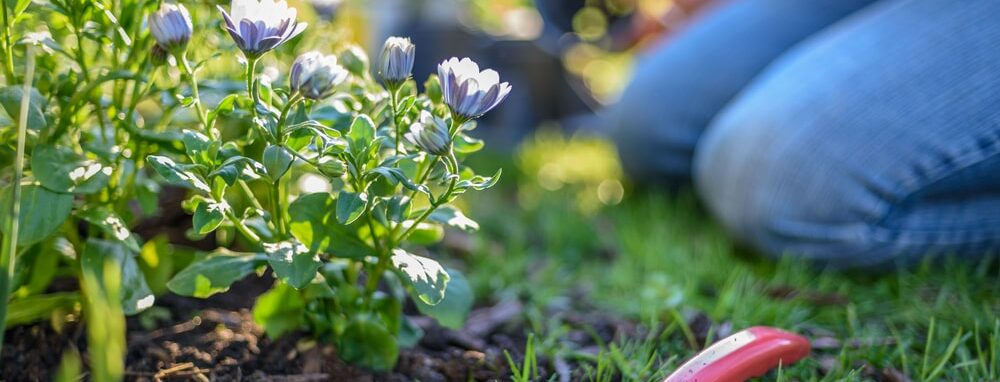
663,326,810,382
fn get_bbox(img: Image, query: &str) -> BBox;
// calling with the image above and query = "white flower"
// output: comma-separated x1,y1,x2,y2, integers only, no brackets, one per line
218,0,307,58
405,110,451,156
437,57,511,120
378,36,415,85
148,3,193,52
290,51,349,100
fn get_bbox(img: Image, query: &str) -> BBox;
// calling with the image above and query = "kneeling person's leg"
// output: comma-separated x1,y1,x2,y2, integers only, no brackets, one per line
694,0,1000,268
610,0,876,185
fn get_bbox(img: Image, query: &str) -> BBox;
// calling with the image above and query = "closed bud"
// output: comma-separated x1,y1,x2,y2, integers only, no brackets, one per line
405,111,451,156
339,45,369,77
308,0,343,19
151,44,170,66
317,155,346,177
148,3,193,53
379,36,415,87
290,51,349,100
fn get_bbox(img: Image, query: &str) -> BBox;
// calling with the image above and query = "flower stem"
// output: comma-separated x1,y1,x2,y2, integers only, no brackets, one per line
388,86,401,154
225,209,261,245
0,47,35,354
178,53,211,136
395,152,459,244
246,57,260,109
269,181,286,239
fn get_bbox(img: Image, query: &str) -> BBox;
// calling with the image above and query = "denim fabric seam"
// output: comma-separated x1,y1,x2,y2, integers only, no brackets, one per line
867,134,1000,245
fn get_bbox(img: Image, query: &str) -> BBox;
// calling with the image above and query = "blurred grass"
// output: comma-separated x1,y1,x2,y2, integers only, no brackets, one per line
460,130,1000,381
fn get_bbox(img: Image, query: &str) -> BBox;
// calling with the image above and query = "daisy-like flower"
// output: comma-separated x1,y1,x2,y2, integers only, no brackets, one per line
218,0,307,58
405,110,451,156
437,57,511,121
289,51,349,100
378,36,415,87
148,3,193,53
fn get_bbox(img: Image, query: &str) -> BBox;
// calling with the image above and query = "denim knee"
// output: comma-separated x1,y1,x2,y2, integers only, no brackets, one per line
693,0,1000,269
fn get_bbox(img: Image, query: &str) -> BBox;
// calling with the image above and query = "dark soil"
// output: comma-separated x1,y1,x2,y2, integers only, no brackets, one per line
1,273,638,381
1,187,641,381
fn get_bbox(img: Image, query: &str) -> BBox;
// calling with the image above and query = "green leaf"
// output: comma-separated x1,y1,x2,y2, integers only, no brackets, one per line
264,241,321,289
457,168,502,191
211,156,266,186
347,115,376,147
81,239,155,315
423,74,442,104
415,268,473,329
6,292,80,327
390,249,450,305
338,314,399,371
137,235,189,296
368,166,428,195
336,190,366,225
347,115,376,161
193,200,228,235
403,221,444,246
208,94,241,126
252,281,305,338
397,317,425,348
77,206,141,252
147,155,211,193
288,193,374,259
167,252,267,298
263,145,294,181
31,144,111,194
0,86,47,130
453,134,485,154
0,184,73,246
182,130,214,165
427,205,479,232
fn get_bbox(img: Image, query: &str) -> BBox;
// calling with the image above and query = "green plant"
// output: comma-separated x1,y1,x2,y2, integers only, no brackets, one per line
0,0,177,361
152,0,508,371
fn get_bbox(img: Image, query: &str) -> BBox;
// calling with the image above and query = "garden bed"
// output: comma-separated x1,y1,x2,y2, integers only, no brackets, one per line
2,274,639,381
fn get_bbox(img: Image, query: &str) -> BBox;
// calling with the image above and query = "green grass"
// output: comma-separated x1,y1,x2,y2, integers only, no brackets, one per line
458,132,1000,381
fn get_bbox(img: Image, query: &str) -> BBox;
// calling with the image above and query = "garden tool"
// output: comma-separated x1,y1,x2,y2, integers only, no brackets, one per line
663,326,810,382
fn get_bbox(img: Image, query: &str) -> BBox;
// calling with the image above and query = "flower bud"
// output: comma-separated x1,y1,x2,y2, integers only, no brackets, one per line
339,45,369,77
317,155,346,177
148,3,193,53
290,51,349,100
437,57,511,120
378,36,415,87
308,0,343,20
150,44,170,67
405,111,451,156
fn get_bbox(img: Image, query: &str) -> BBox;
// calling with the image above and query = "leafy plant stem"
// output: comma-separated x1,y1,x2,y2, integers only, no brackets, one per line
394,143,460,244
1,1,14,82
270,181,287,239
389,86,400,154
178,53,211,136
0,46,35,353
276,94,302,140
238,180,267,216
363,217,388,298
389,154,439,240
245,56,260,110
225,209,261,245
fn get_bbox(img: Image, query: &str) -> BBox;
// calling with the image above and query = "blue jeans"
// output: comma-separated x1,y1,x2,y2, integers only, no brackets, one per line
611,0,1000,268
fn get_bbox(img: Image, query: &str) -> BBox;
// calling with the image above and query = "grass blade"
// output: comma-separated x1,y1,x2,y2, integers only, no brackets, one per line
0,45,35,353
